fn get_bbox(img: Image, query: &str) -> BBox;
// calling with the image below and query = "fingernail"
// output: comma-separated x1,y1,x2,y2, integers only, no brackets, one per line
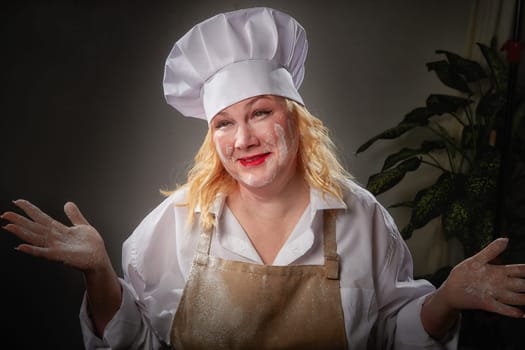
64,202,73,213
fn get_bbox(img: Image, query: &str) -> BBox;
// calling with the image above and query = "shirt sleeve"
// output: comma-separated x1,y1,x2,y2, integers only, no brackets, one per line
371,203,460,349
395,295,460,349
78,192,186,349
78,278,166,350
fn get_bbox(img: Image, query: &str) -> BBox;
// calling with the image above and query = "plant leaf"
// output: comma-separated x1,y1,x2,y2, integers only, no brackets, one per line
356,107,436,154
464,150,501,206
401,107,435,124
382,140,446,170
426,60,472,94
432,122,459,159
435,49,488,82
421,140,447,152
366,157,422,195
477,42,508,93
442,199,471,240
426,94,473,115
389,201,414,208
401,223,414,240
466,209,496,257
356,123,420,154
382,148,421,171
475,91,506,126
408,172,460,229
443,206,494,258
461,125,477,149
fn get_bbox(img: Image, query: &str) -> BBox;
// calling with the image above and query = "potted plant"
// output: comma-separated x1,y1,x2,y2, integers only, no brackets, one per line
355,41,525,286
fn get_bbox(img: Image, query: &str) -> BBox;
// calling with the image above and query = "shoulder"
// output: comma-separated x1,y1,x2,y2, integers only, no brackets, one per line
334,181,420,296
340,179,391,219
336,179,404,263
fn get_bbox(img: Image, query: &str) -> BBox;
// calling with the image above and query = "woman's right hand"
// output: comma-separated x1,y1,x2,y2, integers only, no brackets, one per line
2,199,123,335
1,199,110,272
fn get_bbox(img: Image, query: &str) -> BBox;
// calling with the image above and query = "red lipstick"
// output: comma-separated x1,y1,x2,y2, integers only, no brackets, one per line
239,153,270,166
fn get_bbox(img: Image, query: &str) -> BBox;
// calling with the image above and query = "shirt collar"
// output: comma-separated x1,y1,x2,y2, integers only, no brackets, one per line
309,187,347,211
197,186,347,216
195,192,227,218
207,186,347,265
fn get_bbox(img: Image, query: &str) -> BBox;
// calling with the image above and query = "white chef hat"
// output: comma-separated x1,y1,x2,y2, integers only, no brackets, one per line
163,7,308,122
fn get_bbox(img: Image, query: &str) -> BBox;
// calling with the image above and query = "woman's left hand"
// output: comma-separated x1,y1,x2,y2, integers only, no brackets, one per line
439,237,525,318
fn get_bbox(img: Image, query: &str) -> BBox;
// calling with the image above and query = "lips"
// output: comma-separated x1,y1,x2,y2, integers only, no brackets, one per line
239,153,271,166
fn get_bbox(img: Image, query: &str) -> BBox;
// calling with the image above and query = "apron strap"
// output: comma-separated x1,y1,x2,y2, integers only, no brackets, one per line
194,226,213,265
323,210,340,280
195,209,340,279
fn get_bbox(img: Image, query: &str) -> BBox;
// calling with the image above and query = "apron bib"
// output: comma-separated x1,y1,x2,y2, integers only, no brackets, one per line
171,210,348,350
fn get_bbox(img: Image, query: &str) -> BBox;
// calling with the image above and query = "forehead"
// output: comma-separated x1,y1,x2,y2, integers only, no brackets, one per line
216,95,287,117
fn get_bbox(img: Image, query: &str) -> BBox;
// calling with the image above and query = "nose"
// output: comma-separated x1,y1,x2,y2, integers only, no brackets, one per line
234,123,257,150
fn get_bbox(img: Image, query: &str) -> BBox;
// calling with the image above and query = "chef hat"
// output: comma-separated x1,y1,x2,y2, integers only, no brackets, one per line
163,7,308,122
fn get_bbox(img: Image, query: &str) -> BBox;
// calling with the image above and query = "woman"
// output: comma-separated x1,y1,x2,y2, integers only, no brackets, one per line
2,7,525,350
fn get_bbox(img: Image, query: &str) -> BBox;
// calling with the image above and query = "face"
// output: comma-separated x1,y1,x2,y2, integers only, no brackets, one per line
211,95,299,190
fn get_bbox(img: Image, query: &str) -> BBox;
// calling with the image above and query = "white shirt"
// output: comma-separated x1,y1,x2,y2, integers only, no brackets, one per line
79,180,459,349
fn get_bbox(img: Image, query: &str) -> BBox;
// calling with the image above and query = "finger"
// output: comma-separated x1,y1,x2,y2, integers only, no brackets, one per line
1,211,47,235
4,224,48,247
505,277,525,293
506,264,525,278
494,289,525,308
16,244,58,261
473,238,509,264
13,199,68,231
64,202,89,226
12,199,52,224
485,297,524,318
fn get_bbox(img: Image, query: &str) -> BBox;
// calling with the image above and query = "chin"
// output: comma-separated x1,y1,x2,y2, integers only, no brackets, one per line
237,173,278,189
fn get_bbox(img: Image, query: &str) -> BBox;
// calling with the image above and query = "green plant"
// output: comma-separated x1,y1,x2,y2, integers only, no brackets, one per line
356,42,525,262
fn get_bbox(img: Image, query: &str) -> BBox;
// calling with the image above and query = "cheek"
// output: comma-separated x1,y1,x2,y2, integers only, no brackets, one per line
257,124,276,146
274,124,289,160
213,135,234,161
286,119,297,149
273,118,297,157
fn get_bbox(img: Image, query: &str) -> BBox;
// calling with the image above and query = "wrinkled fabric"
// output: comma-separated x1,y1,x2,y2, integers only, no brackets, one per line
79,180,460,349
171,211,347,349
163,7,307,121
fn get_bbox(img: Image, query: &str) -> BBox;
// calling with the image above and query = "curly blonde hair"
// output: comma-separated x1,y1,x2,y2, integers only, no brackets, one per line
172,98,352,232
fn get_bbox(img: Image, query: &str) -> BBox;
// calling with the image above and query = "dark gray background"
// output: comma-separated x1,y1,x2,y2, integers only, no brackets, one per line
1,1,518,348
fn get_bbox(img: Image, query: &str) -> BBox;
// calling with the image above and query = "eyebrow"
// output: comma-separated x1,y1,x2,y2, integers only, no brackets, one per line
216,95,273,118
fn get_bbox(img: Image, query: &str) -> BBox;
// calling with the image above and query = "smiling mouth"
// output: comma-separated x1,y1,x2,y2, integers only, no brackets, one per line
239,153,271,166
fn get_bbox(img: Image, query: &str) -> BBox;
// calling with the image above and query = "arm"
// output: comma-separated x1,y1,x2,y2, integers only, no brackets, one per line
83,255,122,336
2,200,121,336
361,198,453,349
420,290,460,341
421,238,525,339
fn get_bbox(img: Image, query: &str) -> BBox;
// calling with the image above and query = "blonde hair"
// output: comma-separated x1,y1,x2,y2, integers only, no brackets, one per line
172,99,352,232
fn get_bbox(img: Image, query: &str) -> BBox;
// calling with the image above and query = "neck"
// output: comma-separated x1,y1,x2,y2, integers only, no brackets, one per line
228,171,309,220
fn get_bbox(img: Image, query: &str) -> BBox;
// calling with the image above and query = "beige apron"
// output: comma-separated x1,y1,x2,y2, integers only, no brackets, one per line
171,210,348,350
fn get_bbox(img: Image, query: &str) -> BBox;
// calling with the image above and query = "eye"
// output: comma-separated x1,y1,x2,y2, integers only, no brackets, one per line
213,119,232,129
253,109,272,117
